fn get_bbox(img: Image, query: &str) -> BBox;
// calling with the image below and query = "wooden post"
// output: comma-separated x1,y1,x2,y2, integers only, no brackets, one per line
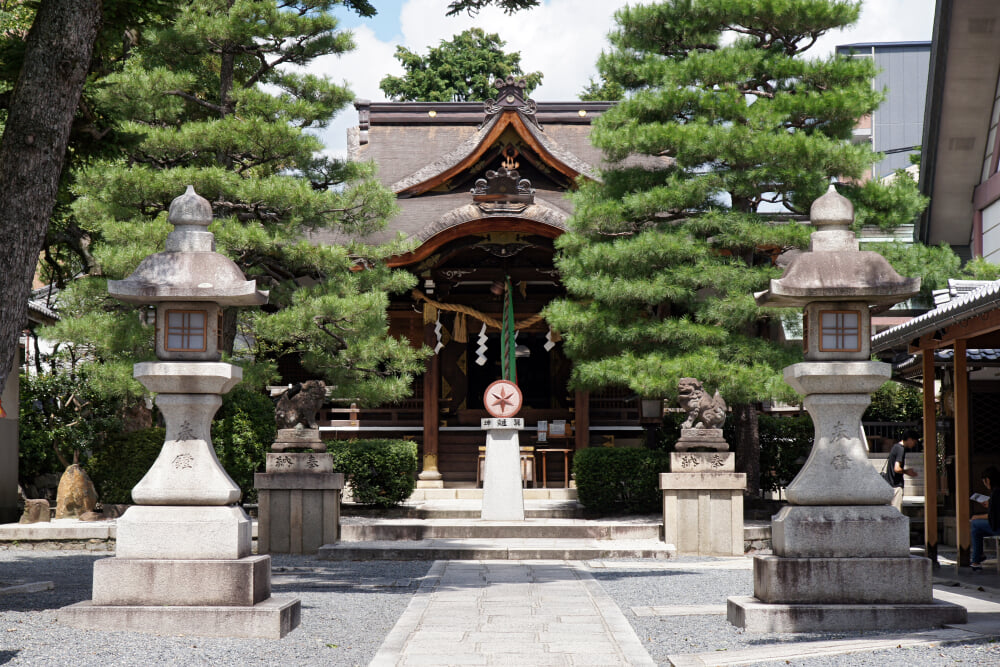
574,389,589,451
922,349,938,565
954,339,970,567
418,322,442,487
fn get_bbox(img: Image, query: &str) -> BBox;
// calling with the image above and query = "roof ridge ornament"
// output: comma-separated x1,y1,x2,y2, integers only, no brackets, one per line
482,75,540,129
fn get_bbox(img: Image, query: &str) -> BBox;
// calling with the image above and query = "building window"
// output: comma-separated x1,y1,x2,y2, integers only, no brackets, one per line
819,310,861,352
165,309,207,352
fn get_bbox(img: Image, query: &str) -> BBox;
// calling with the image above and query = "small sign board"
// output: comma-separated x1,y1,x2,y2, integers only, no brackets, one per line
484,379,523,418
481,418,525,429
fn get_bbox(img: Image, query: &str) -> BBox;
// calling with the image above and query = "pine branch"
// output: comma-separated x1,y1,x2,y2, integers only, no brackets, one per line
164,90,226,115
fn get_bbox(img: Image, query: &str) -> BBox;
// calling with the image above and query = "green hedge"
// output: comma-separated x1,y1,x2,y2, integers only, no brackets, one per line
573,448,671,514
757,414,814,494
328,439,417,507
86,427,164,504
212,387,276,504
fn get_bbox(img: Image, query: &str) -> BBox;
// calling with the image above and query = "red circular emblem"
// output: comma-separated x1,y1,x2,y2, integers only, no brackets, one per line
484,380,523,418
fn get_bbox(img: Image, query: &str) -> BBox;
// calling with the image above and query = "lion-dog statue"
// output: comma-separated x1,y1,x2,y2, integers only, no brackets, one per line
275,380,327,430
677,377,727,430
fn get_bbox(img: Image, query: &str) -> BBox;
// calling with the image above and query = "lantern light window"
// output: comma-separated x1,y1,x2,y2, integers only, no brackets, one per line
819,310,861,352
165,309,208,352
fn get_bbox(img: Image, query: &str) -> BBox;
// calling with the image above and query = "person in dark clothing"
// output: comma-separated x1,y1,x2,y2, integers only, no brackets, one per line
970,466,1000,571
886,430,919,512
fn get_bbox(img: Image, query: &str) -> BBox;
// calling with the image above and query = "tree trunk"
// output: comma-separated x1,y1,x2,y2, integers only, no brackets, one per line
0,0,102,403
732,402,761,498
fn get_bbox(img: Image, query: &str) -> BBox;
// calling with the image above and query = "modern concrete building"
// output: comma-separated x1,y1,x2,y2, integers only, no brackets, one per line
836,41,931,182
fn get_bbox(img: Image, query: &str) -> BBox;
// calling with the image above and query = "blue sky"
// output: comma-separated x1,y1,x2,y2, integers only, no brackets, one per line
310,0,938,157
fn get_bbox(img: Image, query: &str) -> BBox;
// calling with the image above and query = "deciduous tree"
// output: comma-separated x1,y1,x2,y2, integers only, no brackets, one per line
380,28,542,102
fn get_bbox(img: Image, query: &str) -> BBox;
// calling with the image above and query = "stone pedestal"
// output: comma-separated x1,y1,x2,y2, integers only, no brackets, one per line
255,452,343,554
271,428,326,452
674,428,728,452
660,471,745,556
727,366,966,632
59,374,300,638
481,418,525,521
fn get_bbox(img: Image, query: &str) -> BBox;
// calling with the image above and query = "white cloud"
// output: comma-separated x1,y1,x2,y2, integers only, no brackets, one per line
313,0,937,156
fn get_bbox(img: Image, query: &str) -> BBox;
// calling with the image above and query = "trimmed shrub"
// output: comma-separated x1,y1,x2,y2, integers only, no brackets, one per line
212,387,276,504
573,447,671,514
328,439,417,507
757,414,814,494
86,427,164,504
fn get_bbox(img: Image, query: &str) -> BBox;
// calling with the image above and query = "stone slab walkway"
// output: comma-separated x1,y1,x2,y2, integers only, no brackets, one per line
370,559,655,666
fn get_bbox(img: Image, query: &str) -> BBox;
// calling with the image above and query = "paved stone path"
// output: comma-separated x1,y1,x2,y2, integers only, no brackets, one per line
370,559,655,666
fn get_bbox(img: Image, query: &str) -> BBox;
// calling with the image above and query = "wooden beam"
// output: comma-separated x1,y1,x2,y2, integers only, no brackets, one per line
954,338,971,567
386,219,562,268
936,309,1000,348
922,349,938,565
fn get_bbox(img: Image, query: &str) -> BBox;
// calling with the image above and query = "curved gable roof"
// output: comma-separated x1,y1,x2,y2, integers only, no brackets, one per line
389,110,600,197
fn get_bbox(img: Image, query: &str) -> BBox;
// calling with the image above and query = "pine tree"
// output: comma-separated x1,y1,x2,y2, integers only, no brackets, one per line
43,0,427,405
379,28,542,102
543,0,928,494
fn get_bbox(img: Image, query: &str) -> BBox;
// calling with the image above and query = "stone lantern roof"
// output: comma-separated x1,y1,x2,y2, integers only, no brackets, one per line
755,185,919,307
108,186,268,306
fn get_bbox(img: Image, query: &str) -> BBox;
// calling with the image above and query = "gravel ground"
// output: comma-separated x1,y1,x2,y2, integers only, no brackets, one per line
3,552,1000,666
592,557,1000,666
0,550,432,667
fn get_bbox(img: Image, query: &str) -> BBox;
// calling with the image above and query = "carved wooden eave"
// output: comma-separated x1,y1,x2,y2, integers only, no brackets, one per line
389,111,599,197
385,198,569,268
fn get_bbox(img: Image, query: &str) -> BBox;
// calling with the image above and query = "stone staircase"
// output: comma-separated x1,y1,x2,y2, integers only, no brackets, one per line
318,498,676,561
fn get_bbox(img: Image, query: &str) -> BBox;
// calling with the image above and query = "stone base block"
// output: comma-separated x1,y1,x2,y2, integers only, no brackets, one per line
674,428,728,451
272,428,325,452
59,596,301,639
254,476,342,554
92,555,270,606
265,452,333,473
661,473,746,556
772,505,909,557
116,505,251,560
753,555,932,604
670,452,735,472
727,596,967,633
416,479,445,488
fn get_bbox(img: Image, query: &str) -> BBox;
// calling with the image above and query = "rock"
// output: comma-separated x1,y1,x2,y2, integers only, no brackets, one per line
101,504,130,519
79,511,104,522
55,464,98,519
19,499,51,524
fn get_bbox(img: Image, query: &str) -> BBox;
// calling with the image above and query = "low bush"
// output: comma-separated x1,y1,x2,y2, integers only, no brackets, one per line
758,414,814,494
86,427,164,504
573,447,671,514
212,387,276,504
328,439,417,507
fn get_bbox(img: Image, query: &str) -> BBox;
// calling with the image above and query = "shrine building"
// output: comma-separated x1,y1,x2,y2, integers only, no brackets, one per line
307,79,652,488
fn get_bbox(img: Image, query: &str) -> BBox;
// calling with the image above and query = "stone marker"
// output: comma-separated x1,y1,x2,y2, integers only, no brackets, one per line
59,187,299,639
54,464,98,519
19,498,50,524
727,185,966,632
481,379,526,521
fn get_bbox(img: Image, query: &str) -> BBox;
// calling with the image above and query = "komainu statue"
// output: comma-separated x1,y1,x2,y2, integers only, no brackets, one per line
275,380,327,430
677,377,727,430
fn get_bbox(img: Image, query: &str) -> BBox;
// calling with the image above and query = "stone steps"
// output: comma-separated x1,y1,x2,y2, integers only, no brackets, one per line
340,518,663,542
407,487,578,501
317,538,676,561
342,499,587,520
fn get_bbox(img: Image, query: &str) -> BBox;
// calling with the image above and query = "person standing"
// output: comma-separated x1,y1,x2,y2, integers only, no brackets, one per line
887,430,919,512
970,466,1000,571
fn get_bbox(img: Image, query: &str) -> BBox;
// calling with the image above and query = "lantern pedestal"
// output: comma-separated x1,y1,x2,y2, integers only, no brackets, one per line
480,418,525,521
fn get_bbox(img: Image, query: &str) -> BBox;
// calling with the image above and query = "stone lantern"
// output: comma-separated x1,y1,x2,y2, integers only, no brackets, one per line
727,185,965,632
60,187,300,638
